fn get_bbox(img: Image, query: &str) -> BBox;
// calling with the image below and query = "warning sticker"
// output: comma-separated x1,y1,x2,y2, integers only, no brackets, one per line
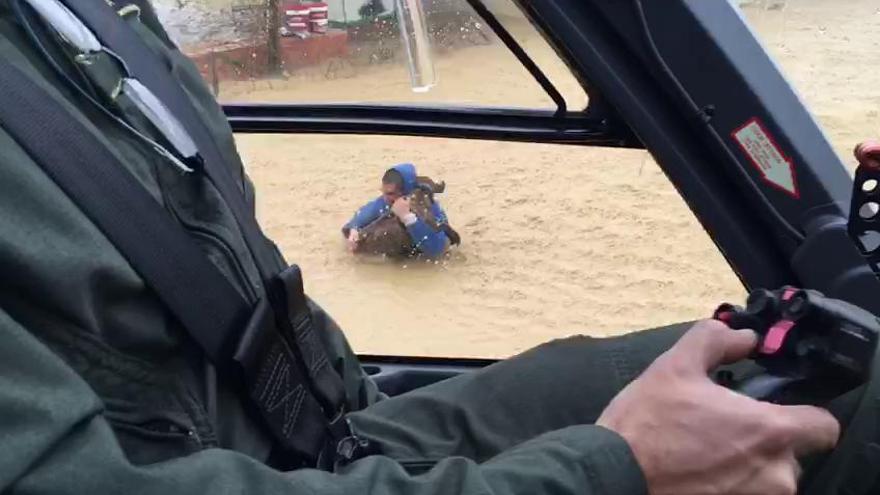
732,118,799,198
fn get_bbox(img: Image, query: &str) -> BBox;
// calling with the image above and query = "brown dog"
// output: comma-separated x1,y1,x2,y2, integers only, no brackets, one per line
355,187,438,257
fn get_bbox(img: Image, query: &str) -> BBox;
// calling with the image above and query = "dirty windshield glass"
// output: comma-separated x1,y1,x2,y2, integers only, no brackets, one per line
155,0,587,108
153,0,880,359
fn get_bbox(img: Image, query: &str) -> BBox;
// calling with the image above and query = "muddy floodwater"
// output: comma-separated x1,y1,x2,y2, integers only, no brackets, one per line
167,0,880,358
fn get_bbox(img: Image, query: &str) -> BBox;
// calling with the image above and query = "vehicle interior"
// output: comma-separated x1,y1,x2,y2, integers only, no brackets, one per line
158,0,880,489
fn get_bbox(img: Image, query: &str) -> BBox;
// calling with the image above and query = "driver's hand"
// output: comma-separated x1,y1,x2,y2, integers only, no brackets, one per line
855,140,880,169
347,229,359,252
597,320,840,495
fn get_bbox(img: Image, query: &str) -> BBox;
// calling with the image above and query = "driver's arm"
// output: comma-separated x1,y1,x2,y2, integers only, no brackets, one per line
3,308,838,495
1,307,645,495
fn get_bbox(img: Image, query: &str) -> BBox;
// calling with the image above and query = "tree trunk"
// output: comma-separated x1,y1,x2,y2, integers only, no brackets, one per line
266,0,281,73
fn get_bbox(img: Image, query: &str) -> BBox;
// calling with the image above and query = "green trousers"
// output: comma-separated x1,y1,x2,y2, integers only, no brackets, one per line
342,324,690,492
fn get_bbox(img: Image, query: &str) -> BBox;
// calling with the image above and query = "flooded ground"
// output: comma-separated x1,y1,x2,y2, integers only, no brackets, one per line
169,0,880,357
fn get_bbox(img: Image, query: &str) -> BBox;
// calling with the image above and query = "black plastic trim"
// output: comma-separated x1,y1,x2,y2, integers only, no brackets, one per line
225,103,640,146
463,0,567,115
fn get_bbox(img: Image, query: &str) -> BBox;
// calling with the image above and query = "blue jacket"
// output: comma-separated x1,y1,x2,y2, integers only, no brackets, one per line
343,163,449,257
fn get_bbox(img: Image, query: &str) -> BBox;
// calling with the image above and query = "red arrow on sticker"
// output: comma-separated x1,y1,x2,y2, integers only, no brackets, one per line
732,118,800,199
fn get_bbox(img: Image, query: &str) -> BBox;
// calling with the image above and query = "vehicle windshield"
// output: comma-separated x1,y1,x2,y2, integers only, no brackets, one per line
156,0,586,109
156,0,877,359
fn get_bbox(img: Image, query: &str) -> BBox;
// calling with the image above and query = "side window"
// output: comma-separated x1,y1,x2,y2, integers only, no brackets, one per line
238,134,745,358
156,2,755,358
157,0,586,108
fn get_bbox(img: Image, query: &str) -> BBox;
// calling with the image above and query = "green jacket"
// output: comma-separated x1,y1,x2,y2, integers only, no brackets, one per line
0,1,646,493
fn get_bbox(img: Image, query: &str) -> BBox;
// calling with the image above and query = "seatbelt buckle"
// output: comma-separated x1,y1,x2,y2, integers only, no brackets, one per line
315,413,379,470
336,434,374,463
332,415,378,465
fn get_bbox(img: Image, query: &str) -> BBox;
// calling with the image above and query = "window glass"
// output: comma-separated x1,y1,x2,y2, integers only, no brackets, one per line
154,0,587,108
740,0,880,167
237,134,745,358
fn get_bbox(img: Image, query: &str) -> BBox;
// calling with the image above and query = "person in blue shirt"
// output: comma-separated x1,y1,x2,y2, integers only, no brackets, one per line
342,163,458,258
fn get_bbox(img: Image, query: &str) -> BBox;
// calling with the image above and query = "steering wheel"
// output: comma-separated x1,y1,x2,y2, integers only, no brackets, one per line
713,287,880,494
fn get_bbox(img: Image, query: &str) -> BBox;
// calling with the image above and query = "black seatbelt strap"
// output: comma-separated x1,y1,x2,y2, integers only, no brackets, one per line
57,0,279,282
45,0,362,461
0,62,248,364
0,59,364,465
